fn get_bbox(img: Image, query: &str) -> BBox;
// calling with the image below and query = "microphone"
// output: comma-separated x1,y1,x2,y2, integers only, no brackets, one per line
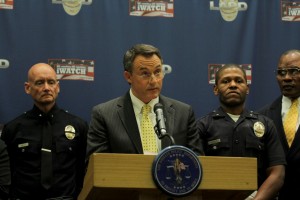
154,103,175,145
154,103,167,137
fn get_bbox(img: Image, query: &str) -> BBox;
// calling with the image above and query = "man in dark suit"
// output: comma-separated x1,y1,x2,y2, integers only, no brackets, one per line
258,49,300,200
86,44,203,157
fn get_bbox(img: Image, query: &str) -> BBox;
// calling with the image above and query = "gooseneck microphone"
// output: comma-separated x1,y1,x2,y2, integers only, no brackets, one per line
154,103,175,145
154,103,167,136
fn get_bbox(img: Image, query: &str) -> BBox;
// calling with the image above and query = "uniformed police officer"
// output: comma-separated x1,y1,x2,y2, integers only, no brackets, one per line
197,64,286,200
1,63,88,200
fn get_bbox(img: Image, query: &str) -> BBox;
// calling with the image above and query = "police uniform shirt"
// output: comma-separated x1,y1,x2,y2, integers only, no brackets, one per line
0,139,10,200
1,104,88,200
197,107,286,187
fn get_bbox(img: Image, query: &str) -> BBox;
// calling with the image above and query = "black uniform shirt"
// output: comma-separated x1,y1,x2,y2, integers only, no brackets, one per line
197,107,286,187
1,104,88,200
0,139,10,200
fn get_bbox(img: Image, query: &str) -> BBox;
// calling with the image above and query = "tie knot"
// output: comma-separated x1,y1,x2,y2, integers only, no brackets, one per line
142,104,152,115
292,99,299,107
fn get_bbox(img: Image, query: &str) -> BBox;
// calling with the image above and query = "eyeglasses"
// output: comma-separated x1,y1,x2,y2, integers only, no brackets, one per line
275,67,300,77
133,70,165,81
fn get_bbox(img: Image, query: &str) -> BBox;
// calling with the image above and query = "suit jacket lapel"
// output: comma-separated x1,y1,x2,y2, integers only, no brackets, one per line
271,97,291,152
117,92,143,153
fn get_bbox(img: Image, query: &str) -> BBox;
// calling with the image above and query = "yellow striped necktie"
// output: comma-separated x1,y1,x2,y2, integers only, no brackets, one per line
283,99,299,147
141,104,158,153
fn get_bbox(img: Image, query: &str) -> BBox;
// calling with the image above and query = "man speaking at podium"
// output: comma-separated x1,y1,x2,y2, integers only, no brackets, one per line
86,43,203,158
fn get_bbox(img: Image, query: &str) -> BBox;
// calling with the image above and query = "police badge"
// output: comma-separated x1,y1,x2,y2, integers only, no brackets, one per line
65,125,76,140
253,121,265,138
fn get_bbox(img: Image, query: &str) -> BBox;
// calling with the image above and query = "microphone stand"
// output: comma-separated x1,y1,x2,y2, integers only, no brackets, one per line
154,120,175,146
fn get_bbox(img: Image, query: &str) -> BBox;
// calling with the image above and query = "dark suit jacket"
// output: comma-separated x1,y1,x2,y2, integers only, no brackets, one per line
86,92,203,157
258,96,300,199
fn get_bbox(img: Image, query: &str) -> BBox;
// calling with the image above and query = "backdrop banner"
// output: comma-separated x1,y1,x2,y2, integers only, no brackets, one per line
0,0,299,125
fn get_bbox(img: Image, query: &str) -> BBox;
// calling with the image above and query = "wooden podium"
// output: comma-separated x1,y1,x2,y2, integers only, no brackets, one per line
78,153,257,200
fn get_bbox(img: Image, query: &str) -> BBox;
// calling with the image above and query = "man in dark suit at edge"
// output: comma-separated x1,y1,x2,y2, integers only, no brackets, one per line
258,49,300,200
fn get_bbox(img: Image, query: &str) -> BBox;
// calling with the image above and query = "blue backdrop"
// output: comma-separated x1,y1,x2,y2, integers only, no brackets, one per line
0,0,299,124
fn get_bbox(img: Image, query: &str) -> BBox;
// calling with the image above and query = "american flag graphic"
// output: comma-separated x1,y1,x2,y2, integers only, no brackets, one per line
208,64,252,85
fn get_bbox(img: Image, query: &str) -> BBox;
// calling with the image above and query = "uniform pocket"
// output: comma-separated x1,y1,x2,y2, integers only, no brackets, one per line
206,136,230,155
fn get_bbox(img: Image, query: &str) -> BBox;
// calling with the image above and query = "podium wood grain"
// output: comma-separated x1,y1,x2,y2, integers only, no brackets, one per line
79,153,257,200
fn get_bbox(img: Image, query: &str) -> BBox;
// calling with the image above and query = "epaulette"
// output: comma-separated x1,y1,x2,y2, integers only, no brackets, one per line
245,110,258,119
211,110,225,118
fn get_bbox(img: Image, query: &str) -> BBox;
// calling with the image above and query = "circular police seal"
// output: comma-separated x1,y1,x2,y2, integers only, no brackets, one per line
152,145,202,197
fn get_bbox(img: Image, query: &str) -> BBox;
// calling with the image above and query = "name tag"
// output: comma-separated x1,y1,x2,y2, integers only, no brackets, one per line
208,139,221,145
18,143,29,148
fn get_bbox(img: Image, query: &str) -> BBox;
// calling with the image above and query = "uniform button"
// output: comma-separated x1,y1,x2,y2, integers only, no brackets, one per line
235,140,239,144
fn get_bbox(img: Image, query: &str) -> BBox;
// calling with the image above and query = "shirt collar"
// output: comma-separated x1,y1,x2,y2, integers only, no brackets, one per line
30,104,59,119
282,95,300,116
129,89,159,115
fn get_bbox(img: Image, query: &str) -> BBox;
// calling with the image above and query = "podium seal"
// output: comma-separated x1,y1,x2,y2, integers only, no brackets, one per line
152,145,202,197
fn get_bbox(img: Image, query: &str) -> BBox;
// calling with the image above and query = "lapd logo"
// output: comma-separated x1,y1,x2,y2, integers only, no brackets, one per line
65,125,76,140
253,121,265,138
152,145,202,197
62,0,82,16
52,0,92,16
0,59,9,69
162,64,172,74
209,0,248,22
219,0,239,21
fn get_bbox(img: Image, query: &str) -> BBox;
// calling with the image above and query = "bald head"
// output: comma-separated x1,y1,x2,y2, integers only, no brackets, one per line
25,63,60,113
27,63,57,82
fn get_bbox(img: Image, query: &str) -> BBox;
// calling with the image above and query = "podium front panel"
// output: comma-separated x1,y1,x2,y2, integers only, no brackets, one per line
79,153,257,200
